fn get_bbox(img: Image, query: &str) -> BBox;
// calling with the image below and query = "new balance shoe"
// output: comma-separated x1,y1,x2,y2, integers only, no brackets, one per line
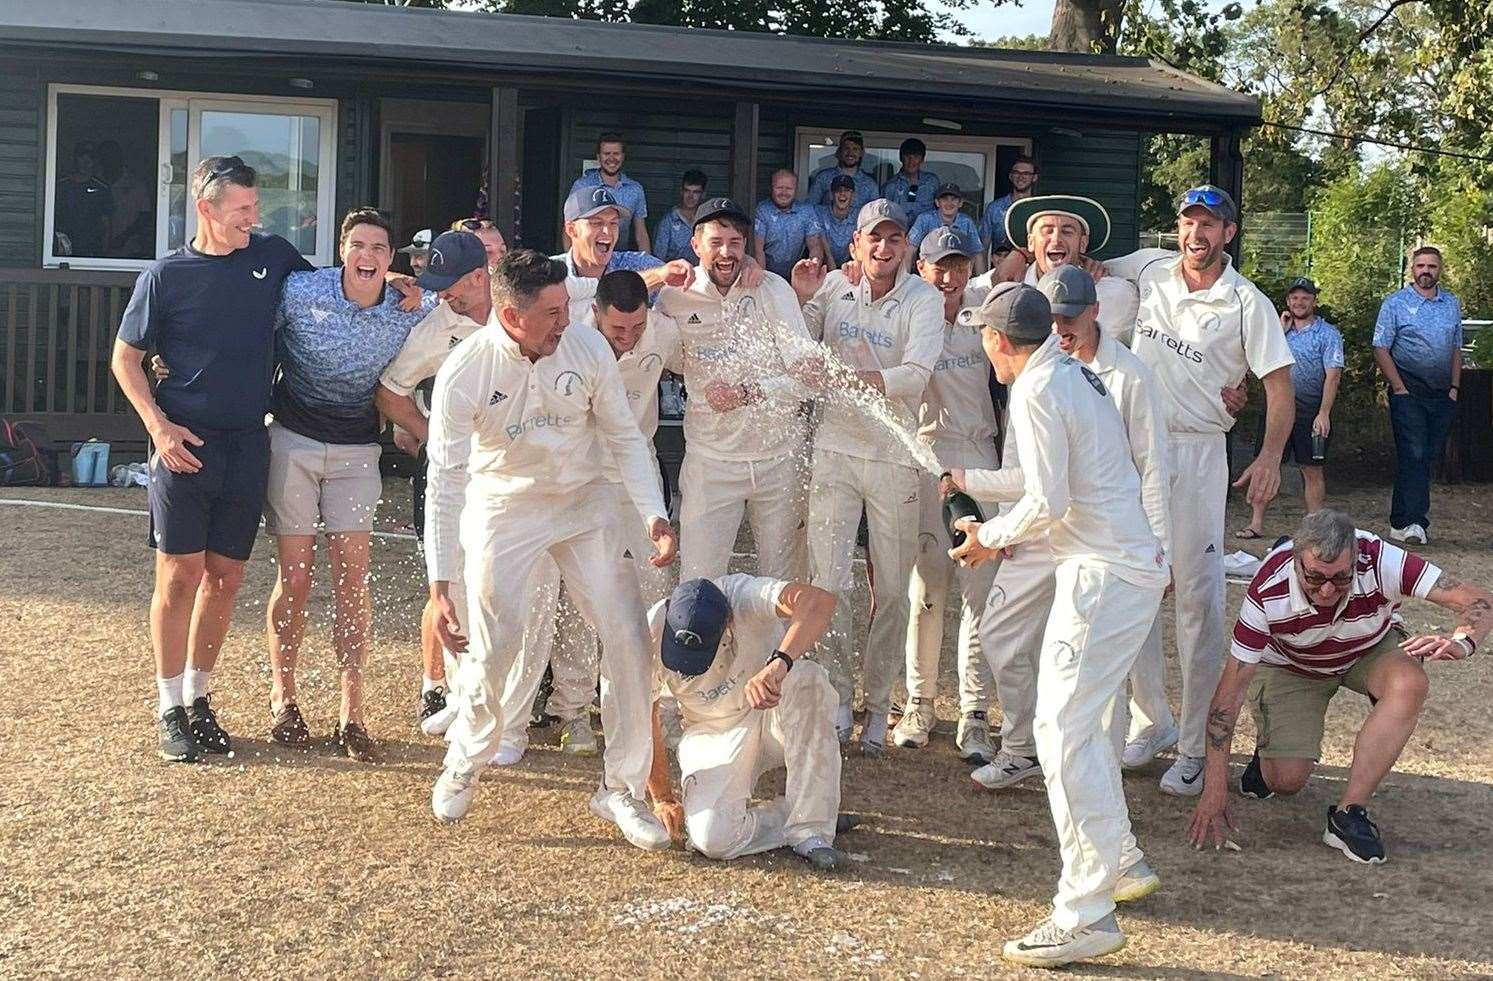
860,711,888,758
558,715,599,755
1159,754,1205,796
432,767,479,823
269,702,311,746
187,695,232,755
334,721,379,763
1113,858,1161,903
793,836,849,871
418,687,457,737
971,749,1041,790
1121,722,1179,769
157,706,202,763
835,704,854,746
956,712,996,765
590,789,671,851
1323,804,1386,864
891,698,935,748
1241,750,1274,799
1003,913,1126,968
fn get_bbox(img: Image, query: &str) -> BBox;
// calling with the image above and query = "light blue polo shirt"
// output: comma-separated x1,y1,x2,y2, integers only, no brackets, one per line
1373,285,1463,395
979,192,1018,252
569,169,649,248
814,204,856,267
652,207,698,264
909,211,981,250
1284,316,1345,409
753,200,823,280
881,169,942,221
805,167,880,211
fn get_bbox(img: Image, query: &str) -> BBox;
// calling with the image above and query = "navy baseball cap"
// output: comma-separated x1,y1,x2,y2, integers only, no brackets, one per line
417,230,486,290
660,579,731,677
1177,184,1238,223
1286,276,1318,295
919,226,977,263
934,182,963,200
692,197,750,228
564,185,631,223
829,174,855,192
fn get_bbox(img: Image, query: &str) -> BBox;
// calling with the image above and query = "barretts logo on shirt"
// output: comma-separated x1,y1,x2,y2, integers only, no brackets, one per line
251,268,267,280
554,370,582,396
687,314,703,325
489,389,508,406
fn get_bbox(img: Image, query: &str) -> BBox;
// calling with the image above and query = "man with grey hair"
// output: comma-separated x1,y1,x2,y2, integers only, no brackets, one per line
112,154,313,764
1190,508,1490,864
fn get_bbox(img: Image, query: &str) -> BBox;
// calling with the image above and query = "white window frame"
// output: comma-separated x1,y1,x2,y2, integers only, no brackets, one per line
43,83,338,271
793,128,1032,207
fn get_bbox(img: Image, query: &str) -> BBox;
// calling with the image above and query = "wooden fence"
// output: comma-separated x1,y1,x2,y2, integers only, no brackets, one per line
0,268,147,451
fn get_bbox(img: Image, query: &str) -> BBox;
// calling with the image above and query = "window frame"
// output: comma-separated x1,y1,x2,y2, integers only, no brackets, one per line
43,83,339,271
793,127,1032,208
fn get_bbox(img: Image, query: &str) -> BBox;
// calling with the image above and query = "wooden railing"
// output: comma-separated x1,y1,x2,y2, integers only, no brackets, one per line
0,268,147,448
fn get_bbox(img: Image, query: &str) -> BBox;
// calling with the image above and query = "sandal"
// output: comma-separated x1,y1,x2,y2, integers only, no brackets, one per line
1234,527,1262,540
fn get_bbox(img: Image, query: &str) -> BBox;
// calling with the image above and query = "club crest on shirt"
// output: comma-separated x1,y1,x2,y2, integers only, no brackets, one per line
310,307,330,324
638,352,663,372
1196,312,1223,333
1077,364,1108,397
554,370,583,396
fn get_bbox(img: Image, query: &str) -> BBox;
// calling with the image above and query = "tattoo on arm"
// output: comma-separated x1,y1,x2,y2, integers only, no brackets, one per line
1206,706,1237,751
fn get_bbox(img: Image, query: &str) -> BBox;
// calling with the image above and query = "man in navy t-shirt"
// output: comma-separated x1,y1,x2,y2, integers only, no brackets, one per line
111,155,311,764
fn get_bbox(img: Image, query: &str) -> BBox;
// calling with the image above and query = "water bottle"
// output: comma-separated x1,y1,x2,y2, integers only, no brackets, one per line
943,488,984,548
1311,431,1327,462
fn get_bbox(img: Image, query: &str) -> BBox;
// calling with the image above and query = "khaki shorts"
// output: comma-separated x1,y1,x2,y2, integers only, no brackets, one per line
1246,627,1406,761
263,422,382,536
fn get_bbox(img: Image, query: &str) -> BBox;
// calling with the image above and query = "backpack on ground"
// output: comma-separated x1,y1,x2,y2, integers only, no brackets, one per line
0,418,53,486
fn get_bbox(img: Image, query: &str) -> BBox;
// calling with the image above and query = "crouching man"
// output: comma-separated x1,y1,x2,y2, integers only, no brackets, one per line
644,576,862,870
1189,508,1489,864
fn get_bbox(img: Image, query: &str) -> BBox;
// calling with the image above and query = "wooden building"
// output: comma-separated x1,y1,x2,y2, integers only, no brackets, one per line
0,0,1260,453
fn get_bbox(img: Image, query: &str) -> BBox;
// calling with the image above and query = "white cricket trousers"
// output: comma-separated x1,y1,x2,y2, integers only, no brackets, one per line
980,541,1056,757
1126,433,1228,758
495,483,673,750
679,450,805,581
682,660,842,860
809,448,920,715
1036,560,1164,931
444,482,654,799
905,472,995,714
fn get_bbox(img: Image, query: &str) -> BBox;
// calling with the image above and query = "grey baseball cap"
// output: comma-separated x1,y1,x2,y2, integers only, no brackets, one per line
856,198,909,234
919,226,977,263
1177,184,1238,223
958,282,1052,343
564,185,631,223
1037,264,1098,317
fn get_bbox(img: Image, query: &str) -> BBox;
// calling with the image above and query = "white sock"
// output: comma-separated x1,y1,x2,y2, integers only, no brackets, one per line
183,667,212,704
421,676,444,695
157,673,184,719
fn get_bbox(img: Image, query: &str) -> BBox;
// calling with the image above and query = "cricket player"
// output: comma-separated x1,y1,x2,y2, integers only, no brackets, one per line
654,197,818,583
958,264,1170,792
1104,185,1295,796
793,199,944,754
894,226,999,763
951,282,1167,969
491,269,682,764
425,251,677,853
644,576,859,870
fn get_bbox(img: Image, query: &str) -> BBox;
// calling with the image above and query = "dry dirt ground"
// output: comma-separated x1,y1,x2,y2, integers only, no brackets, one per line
2,476,1492,979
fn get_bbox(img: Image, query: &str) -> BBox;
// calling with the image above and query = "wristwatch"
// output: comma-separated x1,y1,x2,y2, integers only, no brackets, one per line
767,649,794,673
1452,632,1476,658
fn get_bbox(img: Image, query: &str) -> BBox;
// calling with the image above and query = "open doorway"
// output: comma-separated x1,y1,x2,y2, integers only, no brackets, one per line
379,99,487,269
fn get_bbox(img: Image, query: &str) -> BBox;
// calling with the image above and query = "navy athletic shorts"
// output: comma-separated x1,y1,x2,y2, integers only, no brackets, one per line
147,426,271,560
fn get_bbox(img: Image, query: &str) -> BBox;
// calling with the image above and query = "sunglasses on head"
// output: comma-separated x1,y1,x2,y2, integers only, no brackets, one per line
455,218,494,231
1183,187,1227,207
1297,559,1353,588
202,155,248,188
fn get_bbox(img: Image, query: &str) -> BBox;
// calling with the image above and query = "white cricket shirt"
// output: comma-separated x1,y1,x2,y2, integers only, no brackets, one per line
917,293,999,470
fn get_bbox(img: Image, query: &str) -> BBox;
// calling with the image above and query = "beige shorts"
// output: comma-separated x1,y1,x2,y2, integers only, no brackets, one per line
263,422,383,536
1246,627,1406,761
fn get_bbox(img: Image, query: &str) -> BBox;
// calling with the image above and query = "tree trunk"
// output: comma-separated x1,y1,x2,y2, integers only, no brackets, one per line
1048,0,1123,54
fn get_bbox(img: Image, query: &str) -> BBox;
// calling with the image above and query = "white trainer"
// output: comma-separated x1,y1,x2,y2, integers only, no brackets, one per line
1159,754,1206,796
1388,525,1411,543
1121,722,1179,769
971,749,1041,790
1113,858,1162,903
590,789,671,851
891,699,935,748
559,715,599,756
490,739,527,767
1003,913,1126,968
835,705,854,746
432,767,479,823
1405,523,1428,544
956,712,996,765
419,699,458,738
860,711,889,758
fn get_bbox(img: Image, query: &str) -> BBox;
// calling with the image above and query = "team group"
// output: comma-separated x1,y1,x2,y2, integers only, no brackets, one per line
109,131,1489,968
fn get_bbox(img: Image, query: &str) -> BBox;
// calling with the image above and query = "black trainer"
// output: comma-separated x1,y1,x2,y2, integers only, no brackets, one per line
1323,804,1386,864
1240,750,1273,799
836,813,863,835
158,706,203,763
187,695,232,754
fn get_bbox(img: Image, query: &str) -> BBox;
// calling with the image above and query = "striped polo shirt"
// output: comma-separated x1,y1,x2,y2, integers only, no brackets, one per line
1231,532,1441,677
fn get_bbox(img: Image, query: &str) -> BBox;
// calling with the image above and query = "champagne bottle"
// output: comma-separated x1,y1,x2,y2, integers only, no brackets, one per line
943,488,984,548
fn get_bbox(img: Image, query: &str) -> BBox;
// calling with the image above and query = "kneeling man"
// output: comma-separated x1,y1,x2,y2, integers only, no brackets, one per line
645,576,860,870
1189,508,1489,864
